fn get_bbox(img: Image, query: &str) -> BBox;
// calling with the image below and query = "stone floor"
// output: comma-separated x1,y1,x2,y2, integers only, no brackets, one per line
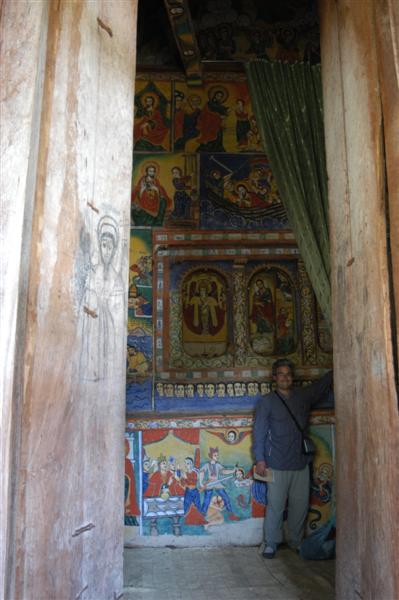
123,545,335,600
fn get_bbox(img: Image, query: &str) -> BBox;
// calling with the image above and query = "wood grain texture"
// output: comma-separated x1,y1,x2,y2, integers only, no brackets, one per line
375,0,399,362
2,1,138,598
320,1,399,599
0,2,49,597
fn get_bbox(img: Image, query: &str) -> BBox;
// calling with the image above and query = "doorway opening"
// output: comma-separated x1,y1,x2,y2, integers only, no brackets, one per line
123,0,336,596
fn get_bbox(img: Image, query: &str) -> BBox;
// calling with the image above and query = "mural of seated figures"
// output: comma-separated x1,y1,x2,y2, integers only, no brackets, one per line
248,267,297,355
182,268,229,357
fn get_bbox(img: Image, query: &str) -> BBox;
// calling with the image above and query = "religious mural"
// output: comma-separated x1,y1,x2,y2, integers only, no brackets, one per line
248,267,297,356
124,416,335,538
132,77,288,231
134,81,171,152
306,424,335,534
191,0,320,64
162,252,301,374
128,228,153,336
169,260,235,370
126,65,334,549
131,154,199,227
316,302,333,354
173,81,263,153
200,154,287,230
127,228,153,413
154,380,266,414
182,268,229,357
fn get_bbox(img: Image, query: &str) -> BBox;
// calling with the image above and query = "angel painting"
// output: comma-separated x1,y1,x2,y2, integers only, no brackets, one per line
207,429,252,446
182,270,228,357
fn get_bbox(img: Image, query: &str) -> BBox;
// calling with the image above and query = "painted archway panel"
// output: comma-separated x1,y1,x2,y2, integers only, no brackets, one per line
182,268,229,357
248,267,297,356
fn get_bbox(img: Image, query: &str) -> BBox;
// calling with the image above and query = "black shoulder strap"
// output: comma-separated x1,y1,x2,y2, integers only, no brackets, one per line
274,390,304,434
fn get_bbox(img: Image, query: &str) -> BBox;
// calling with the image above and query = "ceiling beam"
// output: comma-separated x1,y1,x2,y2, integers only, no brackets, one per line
163,0,203,85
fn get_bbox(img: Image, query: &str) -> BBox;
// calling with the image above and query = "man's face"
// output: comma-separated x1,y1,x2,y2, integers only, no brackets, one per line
186,384,194,397
156,383,164,396
248,382,255,396
197,384,204,397
211,451,218,462
159,460,167,471
176,384,184,397
185,459,193,471
234,382,241,396
227,431,236,442
146,166,156,178
227,383,234,395
274,366,293,392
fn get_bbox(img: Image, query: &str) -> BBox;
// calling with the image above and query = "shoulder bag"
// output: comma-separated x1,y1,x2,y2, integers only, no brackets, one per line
274,390,316,456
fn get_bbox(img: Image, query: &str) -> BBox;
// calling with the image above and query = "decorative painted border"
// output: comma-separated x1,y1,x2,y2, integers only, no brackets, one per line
126,411,335,430
136,72,249,83
153,229,296,247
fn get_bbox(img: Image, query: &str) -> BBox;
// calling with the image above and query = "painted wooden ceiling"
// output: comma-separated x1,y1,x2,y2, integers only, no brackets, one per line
137,0,320,85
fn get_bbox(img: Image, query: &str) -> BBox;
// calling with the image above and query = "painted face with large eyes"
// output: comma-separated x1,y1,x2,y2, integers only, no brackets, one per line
100,233,115,266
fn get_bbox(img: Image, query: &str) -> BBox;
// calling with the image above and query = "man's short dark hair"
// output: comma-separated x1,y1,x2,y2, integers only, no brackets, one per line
272,358,295,376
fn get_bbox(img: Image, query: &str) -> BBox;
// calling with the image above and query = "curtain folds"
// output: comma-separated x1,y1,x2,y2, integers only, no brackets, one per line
245,60,331,326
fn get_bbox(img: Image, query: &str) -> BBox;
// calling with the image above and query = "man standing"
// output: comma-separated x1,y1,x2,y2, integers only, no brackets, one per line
253,359,332,558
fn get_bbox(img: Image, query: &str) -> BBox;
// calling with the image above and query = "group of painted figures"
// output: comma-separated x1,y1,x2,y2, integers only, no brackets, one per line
125,441,333,531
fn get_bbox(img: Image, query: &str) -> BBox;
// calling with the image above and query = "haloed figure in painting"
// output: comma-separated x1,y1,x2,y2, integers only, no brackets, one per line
80,215,125,381
131,163,172,226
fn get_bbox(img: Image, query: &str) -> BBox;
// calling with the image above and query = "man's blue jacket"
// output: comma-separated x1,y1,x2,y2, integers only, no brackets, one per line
253,371,333,471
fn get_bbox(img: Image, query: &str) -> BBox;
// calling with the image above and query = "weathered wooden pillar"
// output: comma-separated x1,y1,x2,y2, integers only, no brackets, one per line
1,1,137,598
319,1,399,599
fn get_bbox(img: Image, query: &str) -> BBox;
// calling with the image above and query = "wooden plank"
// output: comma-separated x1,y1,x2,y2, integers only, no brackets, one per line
375,0,399,360
320,1,399,599
0,2,49,597
1,1,137,598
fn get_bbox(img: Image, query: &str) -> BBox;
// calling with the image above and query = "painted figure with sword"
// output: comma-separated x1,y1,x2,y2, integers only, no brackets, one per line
199,447,240,520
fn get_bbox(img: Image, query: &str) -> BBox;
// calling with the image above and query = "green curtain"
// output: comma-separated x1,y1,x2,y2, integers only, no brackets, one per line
245,60,331,326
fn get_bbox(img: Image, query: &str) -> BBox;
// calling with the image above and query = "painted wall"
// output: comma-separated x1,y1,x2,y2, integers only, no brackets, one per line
124,414,335,545
126,73,333,545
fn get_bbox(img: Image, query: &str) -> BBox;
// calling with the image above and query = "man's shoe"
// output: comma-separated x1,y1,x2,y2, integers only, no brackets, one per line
262,545,276,559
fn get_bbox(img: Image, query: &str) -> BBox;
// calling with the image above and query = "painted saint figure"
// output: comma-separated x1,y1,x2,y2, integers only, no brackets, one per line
80,216,124,381
170,166,192,220
196,87,229,152
251,279,274,334
134,93,169,152
126,345,149,376
131,163,173,226
235,99,251,148
187,280,223,335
